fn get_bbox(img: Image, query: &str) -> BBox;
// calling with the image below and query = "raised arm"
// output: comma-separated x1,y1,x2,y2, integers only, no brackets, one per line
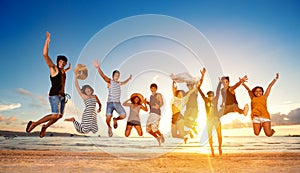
198,67,206,87
264,73,279,99
74,75,86,99
122,98,132,107
197,67,207,99
120,74,132,86
94,95,102,113
229,75,247,92
43,32,56,68
93,59,111,83
242,82,254,99
140,98,149,112
172,81,178,96
197,86,206,100
65,63,72,73
214,81,222,100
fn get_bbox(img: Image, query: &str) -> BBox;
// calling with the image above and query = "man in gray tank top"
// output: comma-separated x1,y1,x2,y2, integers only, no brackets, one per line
146,83,165,146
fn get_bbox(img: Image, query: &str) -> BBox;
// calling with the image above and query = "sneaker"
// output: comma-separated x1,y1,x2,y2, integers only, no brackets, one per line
108,127,113,137
243,104,249,116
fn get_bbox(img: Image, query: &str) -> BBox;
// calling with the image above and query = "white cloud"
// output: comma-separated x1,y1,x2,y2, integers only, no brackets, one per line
0,103,21,111
17,88,33,97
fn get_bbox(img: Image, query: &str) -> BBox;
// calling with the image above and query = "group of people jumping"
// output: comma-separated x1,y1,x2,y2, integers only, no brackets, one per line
25,32,279,156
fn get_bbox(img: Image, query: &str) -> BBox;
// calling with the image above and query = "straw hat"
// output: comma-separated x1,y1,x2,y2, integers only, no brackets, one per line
130,93,144,105
74,64,88,80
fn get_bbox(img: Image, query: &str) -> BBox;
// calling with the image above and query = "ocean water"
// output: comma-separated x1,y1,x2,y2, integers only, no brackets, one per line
1,135,299,159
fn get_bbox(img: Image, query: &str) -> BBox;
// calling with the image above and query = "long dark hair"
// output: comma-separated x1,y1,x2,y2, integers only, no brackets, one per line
130,96,141,105
81,85,94,95
252,86,264,97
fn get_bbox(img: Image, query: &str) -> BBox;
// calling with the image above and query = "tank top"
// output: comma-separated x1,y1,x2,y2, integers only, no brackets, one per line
222,87,238,105
127,104,141,123
149,93,161,115
107,80,121,102
49,67,66,96
251,96,270,119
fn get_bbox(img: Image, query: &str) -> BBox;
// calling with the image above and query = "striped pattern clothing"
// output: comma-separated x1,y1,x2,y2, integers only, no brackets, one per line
107,80,121,102
73,97,98,134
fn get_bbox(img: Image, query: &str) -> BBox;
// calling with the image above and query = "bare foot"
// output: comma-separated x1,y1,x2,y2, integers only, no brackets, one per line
108,127,113,137
271,129,275,136
184,137,188,144
243,104,249,116
192,127,198,135
156,137,161,146
160,134,165,143
64,117,75,122
219,146,222,156
189,131,194,139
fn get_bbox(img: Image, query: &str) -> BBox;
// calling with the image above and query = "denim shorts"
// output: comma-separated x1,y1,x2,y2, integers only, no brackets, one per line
106,102,126,117
49,95,66,115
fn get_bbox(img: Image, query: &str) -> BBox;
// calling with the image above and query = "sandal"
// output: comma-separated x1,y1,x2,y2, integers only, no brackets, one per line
26,121,32,133
39,125,47,138
113,118,118,129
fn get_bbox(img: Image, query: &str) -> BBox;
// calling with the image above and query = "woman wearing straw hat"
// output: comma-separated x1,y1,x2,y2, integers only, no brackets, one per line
64,70,102,134
123,93,148,137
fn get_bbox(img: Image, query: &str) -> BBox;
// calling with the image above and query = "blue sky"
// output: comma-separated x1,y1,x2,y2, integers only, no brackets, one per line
0,0,300,133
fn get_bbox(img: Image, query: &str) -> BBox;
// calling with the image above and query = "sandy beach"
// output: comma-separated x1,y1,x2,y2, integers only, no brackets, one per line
0,150,299,173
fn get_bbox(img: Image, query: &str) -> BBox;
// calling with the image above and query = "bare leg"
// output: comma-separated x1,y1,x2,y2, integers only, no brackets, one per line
171,124,178,138
64,117,75,122
262,121,275,137
177,119,185,138
148,130,158,138
155,130,165,143
253,123,262,136
106,116,113,137
27,114,56,132
207,125,215,157
134,125,143,136
39,114,62,138
216,124,222,156
125,125,133,137
113,114,126,129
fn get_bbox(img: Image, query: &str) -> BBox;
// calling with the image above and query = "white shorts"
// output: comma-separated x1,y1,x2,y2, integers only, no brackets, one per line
146,113,161,132
253,116,271,124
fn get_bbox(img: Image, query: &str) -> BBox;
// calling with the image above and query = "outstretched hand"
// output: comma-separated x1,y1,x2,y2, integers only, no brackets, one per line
46,31,51,41
65,63,71,71
93,59,100,69
200,67,206,75
275,73,279,80
239,75,248,83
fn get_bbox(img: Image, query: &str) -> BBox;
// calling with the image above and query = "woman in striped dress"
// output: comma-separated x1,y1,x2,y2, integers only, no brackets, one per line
65,73,102,134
